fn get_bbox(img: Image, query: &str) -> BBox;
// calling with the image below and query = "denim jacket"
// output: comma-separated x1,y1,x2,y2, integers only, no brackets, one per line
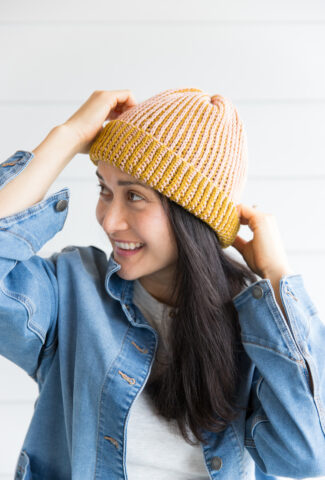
1,150,325,480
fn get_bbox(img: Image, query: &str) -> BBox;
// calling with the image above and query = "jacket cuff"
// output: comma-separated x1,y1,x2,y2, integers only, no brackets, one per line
0,150,70,261
232,274,312,361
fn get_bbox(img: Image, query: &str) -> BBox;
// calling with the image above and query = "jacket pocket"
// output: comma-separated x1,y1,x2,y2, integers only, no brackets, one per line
14,450,33,480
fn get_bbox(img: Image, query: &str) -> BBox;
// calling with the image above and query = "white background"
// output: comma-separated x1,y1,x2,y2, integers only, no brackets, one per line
0,1,325,478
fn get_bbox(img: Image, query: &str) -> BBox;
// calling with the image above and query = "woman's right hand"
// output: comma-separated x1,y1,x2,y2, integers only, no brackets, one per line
61,90,137,154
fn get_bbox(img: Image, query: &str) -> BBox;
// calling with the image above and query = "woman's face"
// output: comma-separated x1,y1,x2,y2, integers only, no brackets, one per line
95,160,178,304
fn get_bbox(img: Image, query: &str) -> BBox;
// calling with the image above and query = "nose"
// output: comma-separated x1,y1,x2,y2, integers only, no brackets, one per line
100,202,130,233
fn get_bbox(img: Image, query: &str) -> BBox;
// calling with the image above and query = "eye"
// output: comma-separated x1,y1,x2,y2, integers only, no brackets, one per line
128,191,144,202
96,183,144,202
96,183,108,195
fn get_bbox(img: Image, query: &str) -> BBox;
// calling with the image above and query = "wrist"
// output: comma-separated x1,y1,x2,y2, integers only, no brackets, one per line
54,123,82,157
262,266,295,282
31,124,80,169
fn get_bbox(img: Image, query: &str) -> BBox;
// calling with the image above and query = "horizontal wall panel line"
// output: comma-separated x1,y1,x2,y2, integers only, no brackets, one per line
1,23,324,101
2,98,325,106
0,400,35,405
1,20,325,27
287,250,325,255
246,175,325,181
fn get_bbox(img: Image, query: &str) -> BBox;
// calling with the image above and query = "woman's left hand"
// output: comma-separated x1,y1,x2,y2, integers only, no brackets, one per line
232,204,294,280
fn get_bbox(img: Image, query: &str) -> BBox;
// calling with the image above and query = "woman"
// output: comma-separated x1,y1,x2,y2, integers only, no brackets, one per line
0,88,324,480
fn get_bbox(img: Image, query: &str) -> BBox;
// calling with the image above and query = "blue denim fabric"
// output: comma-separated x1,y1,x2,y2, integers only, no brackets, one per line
254,466,277,480
1,150,325,480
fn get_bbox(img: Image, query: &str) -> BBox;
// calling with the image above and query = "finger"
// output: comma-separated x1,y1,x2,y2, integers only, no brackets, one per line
113,90,137,109
106,92,137,120
236,204,249,225
232,235,247,254
236,203,260,226
236,203,258,216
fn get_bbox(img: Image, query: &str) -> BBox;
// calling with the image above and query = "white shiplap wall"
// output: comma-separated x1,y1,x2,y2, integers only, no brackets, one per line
0,1,325,479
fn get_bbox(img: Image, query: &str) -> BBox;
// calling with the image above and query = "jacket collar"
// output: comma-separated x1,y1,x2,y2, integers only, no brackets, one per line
105,251,125,301
104,251,156,329
104,251,136,310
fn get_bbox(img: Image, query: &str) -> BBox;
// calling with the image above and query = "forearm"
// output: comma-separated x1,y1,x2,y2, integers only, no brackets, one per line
0,125,78,218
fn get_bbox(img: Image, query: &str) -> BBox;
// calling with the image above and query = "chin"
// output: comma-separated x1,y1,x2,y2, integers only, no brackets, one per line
115,268,141,281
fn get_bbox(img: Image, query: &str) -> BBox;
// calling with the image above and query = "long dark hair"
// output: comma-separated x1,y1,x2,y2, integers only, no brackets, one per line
145,192,257,445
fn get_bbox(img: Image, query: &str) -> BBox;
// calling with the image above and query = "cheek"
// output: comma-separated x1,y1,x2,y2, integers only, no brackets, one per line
143,212,165,236
95,201,103,225
145,214,176,251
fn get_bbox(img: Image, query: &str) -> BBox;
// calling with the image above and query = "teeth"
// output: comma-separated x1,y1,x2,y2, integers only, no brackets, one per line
115,241,143,250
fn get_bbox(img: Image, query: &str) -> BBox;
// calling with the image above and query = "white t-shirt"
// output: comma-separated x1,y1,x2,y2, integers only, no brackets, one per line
126,278,210,479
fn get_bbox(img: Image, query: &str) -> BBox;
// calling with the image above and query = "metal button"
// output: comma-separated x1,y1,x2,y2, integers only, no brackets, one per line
55,199,68,212
63,246,75,252
211,456,222,471
252,285,264,299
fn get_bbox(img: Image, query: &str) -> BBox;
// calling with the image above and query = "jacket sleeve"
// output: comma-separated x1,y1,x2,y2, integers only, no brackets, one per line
0,150,70,382
232,274,325,479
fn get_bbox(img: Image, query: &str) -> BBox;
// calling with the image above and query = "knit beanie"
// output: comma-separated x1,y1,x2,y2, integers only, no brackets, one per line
89,87,248,248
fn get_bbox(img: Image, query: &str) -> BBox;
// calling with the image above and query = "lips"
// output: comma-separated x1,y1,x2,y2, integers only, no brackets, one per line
112,239,144,244
115,244,145,257
114,242,145,250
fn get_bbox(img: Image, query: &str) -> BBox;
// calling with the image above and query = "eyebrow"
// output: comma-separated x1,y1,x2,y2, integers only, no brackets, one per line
95,170,151,189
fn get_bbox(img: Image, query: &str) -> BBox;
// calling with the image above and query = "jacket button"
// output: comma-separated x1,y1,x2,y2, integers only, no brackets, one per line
63,246,75,252
211,456,222,471
252,285,263,299
55,199,68,212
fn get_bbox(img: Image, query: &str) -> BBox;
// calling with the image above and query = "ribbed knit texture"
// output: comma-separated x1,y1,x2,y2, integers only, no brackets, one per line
89,88,248,248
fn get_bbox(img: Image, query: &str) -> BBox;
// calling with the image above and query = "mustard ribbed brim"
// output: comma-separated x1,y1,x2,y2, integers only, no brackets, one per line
89,119,240,248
